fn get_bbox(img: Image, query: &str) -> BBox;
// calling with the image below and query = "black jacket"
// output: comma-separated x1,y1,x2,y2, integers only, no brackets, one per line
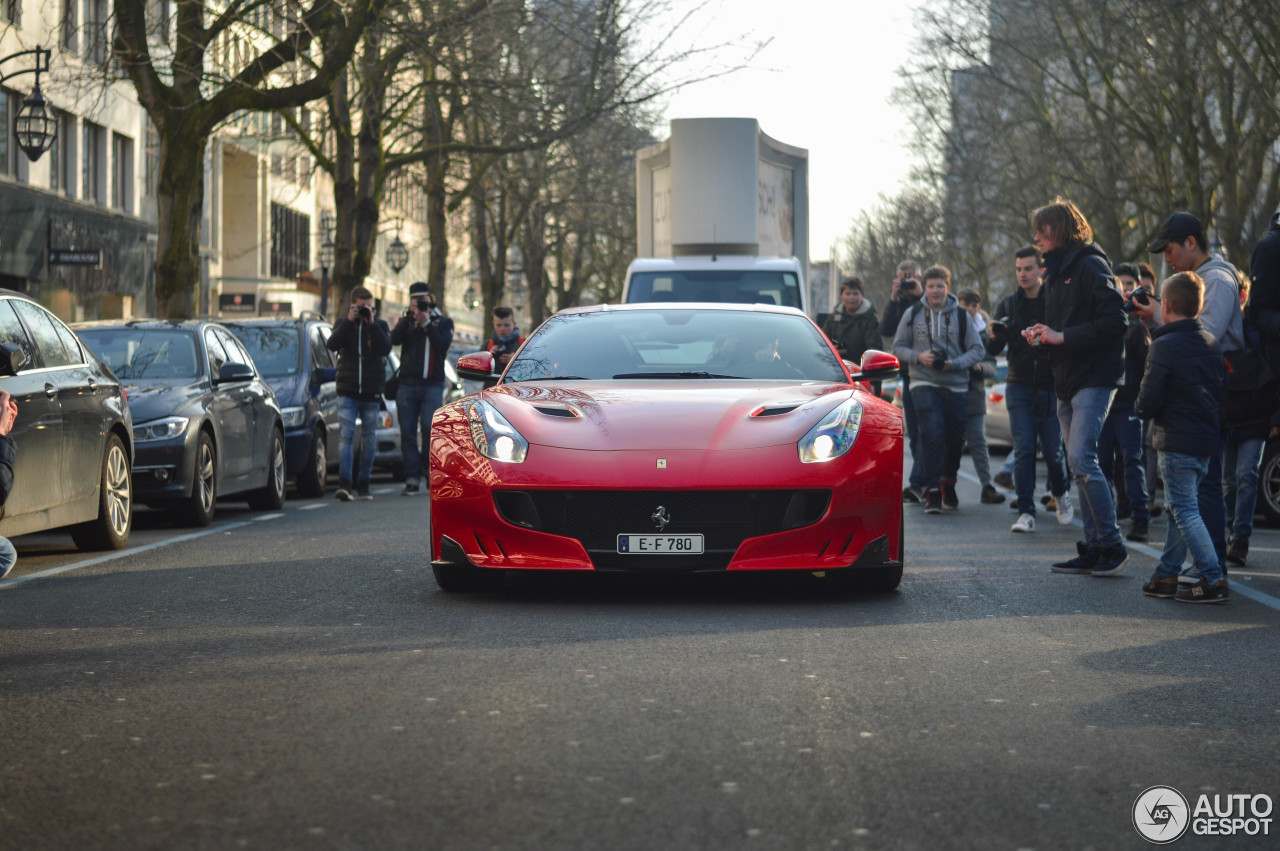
1042,242,1127,399
987,288,1054,389
1247,212,1280,357
327,317,392,401
0,434,14,507
879,292,922,377
391,313,454,386
822,299,880,363
1114,316,1152,405
1134,318,1224,456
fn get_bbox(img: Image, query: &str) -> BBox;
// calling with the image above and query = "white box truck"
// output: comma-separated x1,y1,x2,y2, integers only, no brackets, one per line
623,118,811,314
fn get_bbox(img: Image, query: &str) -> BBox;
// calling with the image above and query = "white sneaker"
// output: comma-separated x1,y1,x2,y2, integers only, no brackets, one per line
1055,492,1074,525
1011,513,1035,533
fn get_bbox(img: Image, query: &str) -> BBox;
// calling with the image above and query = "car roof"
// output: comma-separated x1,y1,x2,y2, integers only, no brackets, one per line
219,313,328,327
565,301,808,319
627,256,803,272
72,319,209,330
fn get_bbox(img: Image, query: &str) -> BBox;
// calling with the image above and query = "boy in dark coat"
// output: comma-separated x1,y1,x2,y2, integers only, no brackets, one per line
822,277,880,364
1134,272,1228,603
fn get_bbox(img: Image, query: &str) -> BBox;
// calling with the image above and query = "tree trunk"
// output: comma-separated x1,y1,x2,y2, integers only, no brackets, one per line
329,72,359,311
154,120,209,318
522,200,548,327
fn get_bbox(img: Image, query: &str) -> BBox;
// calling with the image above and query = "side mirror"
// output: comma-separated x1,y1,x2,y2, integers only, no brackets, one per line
850,349,900,383
310,365,336,385
0,342,28,377
215,362,255,384
456,351,497,382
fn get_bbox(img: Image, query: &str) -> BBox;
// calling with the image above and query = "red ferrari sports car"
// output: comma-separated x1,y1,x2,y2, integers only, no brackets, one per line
429,303,904,592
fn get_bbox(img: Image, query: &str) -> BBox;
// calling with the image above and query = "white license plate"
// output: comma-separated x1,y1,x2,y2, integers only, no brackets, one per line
617,534,704,554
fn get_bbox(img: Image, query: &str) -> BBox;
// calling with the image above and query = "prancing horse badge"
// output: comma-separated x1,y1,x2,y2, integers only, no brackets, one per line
656,458,667,469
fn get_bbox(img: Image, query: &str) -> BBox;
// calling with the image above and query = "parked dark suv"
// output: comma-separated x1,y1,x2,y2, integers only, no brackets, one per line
75,320,285,526
0,290,133,550
221,315,339,497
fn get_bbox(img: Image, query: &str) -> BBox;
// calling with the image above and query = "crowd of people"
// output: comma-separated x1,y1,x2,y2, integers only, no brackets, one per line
825,198,1280,605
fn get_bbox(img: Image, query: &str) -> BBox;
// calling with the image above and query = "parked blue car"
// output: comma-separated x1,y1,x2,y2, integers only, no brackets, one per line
221,315,339,498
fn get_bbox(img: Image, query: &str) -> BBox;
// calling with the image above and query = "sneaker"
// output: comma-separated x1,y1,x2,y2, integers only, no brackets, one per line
1052,542,1098,574
941,480,959,510
1055,492,1074,525
1091,544,1128,576
1126,517,1149,543
401,481,422,496
993,471,1014,489
981,483,1005,504
1011,513,1035,533
335,479,354,502
903,486,922,504
1175,576,1229,604
357,480,373,500
1142,573,1179,598
923,488,943,514
1226,538,1248,566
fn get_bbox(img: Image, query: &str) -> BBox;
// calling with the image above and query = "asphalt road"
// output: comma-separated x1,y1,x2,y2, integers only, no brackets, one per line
2,462,1279,850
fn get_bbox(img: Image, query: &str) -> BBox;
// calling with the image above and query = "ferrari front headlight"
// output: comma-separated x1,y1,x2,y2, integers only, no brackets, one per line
798,398,863,463
467,400,529,463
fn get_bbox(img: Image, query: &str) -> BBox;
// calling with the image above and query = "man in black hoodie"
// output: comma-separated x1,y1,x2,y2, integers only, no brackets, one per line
327,286,392,501
1025,198,1128,576
1246,211,1280,409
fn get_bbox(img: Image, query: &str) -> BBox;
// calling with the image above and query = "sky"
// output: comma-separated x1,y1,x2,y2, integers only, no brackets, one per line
644,1,921,263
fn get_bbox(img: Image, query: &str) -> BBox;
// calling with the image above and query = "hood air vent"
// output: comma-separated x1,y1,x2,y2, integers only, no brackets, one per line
750,401,806,418
533,405,580,418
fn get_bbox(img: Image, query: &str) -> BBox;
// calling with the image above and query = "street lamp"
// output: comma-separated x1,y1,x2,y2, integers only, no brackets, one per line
385,217,409,274
318,233,335,319
2,47,56,163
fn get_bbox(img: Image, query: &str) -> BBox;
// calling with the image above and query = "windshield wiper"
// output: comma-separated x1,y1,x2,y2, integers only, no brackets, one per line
612,371,745,380
518,375,590,381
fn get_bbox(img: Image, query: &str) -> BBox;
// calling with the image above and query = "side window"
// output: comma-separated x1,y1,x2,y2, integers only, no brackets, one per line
215,328,253,369
204,328,228,377
0,299,38,370
309,325,333,369
50,316,86,364
11,300,73,368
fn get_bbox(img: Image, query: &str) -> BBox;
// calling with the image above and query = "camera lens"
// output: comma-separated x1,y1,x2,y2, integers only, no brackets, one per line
416,299,431,311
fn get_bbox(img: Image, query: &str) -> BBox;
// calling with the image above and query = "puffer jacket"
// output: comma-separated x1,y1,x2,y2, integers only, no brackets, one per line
1041,242,1127,400
327,317,392,401
822,298,880,363
1135,318,1224,456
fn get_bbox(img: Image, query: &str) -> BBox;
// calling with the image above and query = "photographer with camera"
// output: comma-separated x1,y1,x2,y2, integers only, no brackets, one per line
486,305,524,372
891,265,985,514
391,282,455,496
327,287,392,501
880,260,927,502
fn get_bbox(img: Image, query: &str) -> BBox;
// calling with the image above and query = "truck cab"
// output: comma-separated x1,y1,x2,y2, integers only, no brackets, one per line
622,256,807,314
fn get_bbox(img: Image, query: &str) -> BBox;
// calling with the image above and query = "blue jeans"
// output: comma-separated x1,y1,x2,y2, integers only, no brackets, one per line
1197,433,1228,572
1098,399,1149,521
1057,386,1121,550
901,375,923,489
338,396,380,483
966,411,991,486
1223,431,1266,545
1157,451,1222,582
397,381,444,486
0,535,15,579
910,385,967,489
1005,382,1069,516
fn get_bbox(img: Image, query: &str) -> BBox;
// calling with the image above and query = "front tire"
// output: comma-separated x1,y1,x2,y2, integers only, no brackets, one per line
170,432,216,527
1259,438,1280,526
70,434,132,551
295,427,327,498
247,429,287,510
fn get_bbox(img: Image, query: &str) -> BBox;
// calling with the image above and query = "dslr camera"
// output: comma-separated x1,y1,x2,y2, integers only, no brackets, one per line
1125,288,1158,314
987,319,1008,342
929,347,948,370
356,304,372,320
490,338,520,358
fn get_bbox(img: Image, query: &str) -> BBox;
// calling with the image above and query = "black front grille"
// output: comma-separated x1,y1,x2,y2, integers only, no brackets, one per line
494,489,831,551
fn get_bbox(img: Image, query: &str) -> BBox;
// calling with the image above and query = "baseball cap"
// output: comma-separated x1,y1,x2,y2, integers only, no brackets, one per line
1147,212,1204,253
408,281,430,296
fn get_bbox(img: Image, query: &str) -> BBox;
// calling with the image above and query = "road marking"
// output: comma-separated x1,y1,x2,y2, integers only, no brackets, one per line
956,468,1280,613
0,516,279,589
298,503,329,511
253,513,286,521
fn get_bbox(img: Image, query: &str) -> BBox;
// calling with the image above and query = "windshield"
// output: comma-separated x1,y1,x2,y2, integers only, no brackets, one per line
503,309,846,383
78,329,201,380
225,325,301,378
626,270,802,309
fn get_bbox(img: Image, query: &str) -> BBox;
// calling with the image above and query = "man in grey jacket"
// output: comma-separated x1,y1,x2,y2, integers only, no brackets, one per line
1140,212,1245,574
892,266,986,514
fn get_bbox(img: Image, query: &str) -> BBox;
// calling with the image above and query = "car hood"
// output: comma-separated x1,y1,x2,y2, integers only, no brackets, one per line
122,382,206,424
266,374,307,407
482,382,856,451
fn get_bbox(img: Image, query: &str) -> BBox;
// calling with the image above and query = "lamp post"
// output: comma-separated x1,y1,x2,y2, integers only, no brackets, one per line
385,217,409,275
318,234,335,319
2,47,56,163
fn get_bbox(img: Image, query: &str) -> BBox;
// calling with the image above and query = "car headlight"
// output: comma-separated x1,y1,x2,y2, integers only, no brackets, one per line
466,399,528,463
281,406,307,428
797,398,863,463
134,416,190,442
